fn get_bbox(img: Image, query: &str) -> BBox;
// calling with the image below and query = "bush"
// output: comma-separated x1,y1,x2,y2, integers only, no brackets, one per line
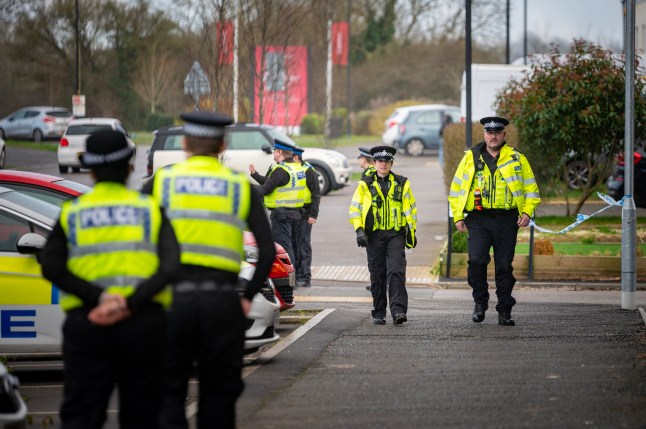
352,110,374,135
533,238,555,255
451,230,468,253
300,113,323,134
145,112,175,131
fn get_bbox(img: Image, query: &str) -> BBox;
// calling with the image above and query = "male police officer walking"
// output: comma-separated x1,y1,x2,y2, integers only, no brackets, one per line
448,116,540,326
41,130,180,429
349,146,418,325
143,111,275,429
290,146,320,288
256,139,307,271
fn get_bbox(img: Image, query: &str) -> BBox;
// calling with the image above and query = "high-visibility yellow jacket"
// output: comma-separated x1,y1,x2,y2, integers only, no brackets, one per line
263,161,307,209
349,172,418,248
152,156,250,273
448,142,541,222
59,182,170,311
362,165,376,178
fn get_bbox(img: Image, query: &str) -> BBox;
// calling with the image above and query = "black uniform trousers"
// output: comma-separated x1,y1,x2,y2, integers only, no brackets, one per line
293,216,313,285
60,304,166,429
160,287,245,429
464,209,519,313
270,208,300,268
367,229,408,319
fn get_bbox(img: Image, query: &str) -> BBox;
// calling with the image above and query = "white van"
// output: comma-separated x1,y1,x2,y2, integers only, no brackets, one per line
459,64,529,122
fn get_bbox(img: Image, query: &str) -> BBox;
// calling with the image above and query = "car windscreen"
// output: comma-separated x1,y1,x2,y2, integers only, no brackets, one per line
162,134,184,150
0,191,61,222
46,110,73,118
65,124,114,135
53,180,92,194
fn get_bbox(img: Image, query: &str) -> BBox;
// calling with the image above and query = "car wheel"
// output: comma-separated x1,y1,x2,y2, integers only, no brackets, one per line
405,139,425,157
0,147,5,169
59,165,69,174
565,160,592,190
309,163,331,195
33,129,43,142
72,167,81,173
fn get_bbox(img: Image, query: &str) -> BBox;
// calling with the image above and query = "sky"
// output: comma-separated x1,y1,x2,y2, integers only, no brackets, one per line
508,0,624,52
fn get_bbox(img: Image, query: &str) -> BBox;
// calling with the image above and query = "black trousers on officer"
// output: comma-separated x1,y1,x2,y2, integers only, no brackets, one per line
367,229,408,319
60,304,166,429
293,217,313,285
270,208,300,267
161,286,245,429
465,210,519,313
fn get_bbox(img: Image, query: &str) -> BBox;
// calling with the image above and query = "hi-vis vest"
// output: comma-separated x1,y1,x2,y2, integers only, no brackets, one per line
349,173,417,246
263,161,307,209
361,165,376,178
153,156,250,273
302,161,315,205
448,142,541,223
59,182,170,311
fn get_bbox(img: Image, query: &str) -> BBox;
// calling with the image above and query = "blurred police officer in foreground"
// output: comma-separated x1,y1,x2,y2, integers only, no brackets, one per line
41,130,180,429
349,146,418,325
256,139,307,272
358,146,376,178
289,145,320,288
143,111,275,429
448,116,540,326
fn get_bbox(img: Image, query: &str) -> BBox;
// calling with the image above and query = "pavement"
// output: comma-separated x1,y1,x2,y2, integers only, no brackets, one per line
237,285,646,429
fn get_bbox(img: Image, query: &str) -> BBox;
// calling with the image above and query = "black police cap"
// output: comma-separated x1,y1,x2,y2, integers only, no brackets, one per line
370,145,396,161
79,130,133,168
180,111,233,139
480,116,509,131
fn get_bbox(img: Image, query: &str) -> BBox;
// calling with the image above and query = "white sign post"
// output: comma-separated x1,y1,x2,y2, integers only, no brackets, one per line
72,94,85,117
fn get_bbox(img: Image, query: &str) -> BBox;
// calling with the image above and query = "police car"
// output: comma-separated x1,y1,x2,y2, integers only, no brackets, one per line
0,186,280,357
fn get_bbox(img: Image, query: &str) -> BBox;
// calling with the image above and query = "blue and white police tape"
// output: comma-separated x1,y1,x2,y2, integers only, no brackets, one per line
529,192,624,234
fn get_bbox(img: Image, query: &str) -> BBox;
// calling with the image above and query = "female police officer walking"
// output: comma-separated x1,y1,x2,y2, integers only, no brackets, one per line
448,116,540,326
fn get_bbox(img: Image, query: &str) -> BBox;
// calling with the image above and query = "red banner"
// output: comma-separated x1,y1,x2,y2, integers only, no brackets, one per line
254,46,308,129
332,21,349,66
216,21,234,65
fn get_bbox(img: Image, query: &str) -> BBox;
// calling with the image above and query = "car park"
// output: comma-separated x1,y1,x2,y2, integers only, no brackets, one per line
145,123,351,195
57,117,136,174
0,187,280,357
0,106,73,142
384,104,460,156
607,146,646,208
0,170,91,206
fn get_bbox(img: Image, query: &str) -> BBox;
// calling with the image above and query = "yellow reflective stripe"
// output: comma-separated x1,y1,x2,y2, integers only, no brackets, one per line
69,242,156,258
525,192,540,198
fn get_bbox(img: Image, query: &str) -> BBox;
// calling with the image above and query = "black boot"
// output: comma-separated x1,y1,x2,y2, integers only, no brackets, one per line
472,303,487,323
498,312,515,326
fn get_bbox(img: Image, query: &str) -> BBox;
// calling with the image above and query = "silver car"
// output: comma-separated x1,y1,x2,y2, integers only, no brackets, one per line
0,106,73,142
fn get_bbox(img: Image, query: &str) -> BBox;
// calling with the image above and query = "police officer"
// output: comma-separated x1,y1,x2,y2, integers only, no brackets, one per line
448,116,541,326
358,146,376,178
290,145,320,288
257,139,307,270
144,111,275,429
349,146,418,325
41,130,181,429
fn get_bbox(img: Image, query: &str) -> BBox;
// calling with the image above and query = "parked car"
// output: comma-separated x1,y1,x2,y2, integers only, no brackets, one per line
145,123,351,195
606,147,646,208
0,106,73,142
0,170,91,206
386,104,460,156
244,231,295,311
0,187,280,357
57,118,136,174
0,137,5,169
382,104,442,146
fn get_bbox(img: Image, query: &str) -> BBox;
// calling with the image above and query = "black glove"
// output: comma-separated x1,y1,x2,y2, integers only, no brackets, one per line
356,228,369,248
406,227,417,249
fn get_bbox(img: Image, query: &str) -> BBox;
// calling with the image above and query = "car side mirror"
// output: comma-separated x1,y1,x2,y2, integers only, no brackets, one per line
261,144,273,154
16,233,47,255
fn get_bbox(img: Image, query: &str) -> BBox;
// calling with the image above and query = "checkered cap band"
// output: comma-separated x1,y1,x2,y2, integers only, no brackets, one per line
372,150,393,159
183,122,225,139
484,121,505,129
82,146,134,166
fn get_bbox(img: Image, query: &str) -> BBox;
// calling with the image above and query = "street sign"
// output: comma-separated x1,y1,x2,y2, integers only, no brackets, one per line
184,61,210,96
72,94,85,117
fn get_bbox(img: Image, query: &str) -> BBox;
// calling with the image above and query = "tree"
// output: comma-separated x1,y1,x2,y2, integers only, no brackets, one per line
496,39,646,215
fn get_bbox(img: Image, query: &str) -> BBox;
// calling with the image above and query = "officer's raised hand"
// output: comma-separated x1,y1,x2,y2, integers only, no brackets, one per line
356,228,369,247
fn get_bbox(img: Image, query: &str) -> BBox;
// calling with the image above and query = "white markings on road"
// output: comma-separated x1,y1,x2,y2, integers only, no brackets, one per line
311,265,434,284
